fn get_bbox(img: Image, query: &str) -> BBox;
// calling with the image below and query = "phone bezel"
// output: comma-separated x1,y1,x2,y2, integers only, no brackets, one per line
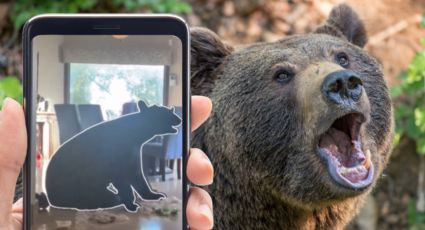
22,14,190,230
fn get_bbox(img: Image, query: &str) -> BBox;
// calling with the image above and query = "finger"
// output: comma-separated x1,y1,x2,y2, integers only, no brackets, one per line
10,214,22,230
187,187,213,230
0,98,27,171
191,96,212,132
11,198,23,229
12,198,23,213
187,148,213,186
0,98,27,226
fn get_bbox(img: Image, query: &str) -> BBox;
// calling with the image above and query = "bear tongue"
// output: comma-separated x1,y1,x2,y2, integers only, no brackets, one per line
339,165,369,183
350,139,366,166
319,127,365,167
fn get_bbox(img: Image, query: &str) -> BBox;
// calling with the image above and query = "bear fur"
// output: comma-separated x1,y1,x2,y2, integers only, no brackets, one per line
191,4,393,230
46,101,181,212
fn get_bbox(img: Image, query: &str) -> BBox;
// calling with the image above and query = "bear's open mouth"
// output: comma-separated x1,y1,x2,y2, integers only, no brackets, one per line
317,113,374,190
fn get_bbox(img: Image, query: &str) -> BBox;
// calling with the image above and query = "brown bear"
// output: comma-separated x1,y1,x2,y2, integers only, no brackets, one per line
191,4,393,230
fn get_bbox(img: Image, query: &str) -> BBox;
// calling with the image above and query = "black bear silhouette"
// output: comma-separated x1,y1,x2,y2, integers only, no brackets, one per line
45,100,182,213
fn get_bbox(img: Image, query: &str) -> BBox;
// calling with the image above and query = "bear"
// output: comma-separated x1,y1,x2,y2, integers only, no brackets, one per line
45,100,182,213
191,4,393,230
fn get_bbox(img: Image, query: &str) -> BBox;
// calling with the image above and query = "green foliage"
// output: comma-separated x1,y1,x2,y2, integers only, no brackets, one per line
0,76,23,107
112,0,191,13
11,0,98,30
391,49,425,154
69,64,95,105
11,0,191,30
69,63,164,119
407,198,425,230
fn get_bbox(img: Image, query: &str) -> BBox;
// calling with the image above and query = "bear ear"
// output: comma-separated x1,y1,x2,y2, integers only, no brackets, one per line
314,4,367,48
137,100,148,111
191,27,234,95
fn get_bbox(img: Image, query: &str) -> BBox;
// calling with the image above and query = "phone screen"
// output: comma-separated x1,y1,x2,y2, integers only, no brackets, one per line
29,34,185,229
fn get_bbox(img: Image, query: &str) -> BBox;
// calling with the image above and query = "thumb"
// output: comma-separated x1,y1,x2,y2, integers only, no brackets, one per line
0,98,27,227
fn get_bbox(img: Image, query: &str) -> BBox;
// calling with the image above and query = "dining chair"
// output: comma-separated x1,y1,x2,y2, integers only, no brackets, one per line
77,104,104,130
54,104,81,144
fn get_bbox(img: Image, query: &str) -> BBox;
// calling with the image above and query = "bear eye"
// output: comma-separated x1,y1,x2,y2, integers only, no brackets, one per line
336,52,349,67
274,69,294,84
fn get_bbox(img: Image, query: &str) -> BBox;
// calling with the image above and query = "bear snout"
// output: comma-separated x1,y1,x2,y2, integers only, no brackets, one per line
321,70,363,106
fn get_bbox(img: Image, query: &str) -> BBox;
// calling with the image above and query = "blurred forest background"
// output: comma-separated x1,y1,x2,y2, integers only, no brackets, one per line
0,0,424,229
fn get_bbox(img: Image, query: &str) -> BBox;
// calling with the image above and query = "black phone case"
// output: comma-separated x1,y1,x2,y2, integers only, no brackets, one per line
22,14,190,230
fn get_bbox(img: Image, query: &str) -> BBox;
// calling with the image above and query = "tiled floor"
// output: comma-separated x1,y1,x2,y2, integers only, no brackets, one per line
33,161,184,230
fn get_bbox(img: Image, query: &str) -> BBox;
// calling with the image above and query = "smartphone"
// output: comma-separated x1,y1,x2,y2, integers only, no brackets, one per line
22,15,189,230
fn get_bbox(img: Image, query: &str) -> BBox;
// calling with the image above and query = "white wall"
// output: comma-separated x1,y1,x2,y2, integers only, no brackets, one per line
33,36,65,111
168,36,183,107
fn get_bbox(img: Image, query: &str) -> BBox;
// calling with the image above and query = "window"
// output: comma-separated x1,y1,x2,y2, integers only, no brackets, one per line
68,63,165,119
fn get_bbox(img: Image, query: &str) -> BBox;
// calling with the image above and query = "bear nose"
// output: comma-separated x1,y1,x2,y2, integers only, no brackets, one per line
321,70,363,105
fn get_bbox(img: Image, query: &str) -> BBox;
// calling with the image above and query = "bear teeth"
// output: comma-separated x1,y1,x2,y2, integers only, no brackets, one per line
363,149,371,169
338,165,367,175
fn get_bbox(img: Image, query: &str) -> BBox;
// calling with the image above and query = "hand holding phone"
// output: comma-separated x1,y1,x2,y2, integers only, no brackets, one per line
0,96,213,230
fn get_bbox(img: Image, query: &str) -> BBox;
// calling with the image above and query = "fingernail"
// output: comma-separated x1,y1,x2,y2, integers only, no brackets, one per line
201,152,214,185
2,97,13,112
201,151,210,161
0,98,10,121
198,203,212,219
